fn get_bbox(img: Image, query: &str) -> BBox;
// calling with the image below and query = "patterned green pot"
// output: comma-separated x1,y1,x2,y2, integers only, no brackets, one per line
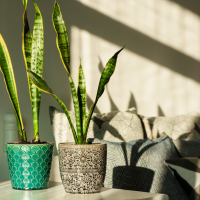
6,142,54,190
58,143,107,194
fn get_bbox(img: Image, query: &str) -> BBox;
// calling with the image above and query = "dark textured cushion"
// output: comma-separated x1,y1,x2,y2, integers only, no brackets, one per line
173,140,200,158
165,157,200,200
91,135,189,200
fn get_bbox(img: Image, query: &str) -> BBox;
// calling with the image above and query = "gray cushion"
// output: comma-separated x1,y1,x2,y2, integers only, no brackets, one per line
165,157,200,200
91,135,188,200
49,106,145,150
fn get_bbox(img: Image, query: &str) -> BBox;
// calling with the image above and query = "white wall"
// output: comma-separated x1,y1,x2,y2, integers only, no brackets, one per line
0,0,200,181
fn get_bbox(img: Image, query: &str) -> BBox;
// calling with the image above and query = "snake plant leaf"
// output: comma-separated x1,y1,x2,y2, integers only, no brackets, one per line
52,1,70,73
22,0,32,71
77,62,86,136
22,0,28,10
0,34,27,142
52,1,82,144
83,47,124,141
22,0,44,142
27,70,78,144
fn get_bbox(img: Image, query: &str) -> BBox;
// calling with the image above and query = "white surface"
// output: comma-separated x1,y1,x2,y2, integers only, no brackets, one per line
0,114,18,182
0,181,169,200
49,155,62,183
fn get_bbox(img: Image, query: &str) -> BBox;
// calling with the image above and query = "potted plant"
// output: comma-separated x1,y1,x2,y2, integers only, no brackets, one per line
27,0,123,194
0,0,54,190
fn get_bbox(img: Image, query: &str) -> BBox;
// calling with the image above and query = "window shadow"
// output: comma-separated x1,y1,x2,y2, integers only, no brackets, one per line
169,0,200,16
65,0,200,83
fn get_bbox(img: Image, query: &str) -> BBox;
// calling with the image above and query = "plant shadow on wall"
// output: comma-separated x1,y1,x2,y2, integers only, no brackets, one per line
86,58,166,141
86,57,138,113
85,58,139,141
88,57,167,117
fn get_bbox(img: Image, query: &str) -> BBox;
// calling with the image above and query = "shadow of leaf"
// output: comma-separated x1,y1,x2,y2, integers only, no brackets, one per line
98,56,119,111
86,93,101,114
91,115,125,141
128,92,137,110
158,105,165,116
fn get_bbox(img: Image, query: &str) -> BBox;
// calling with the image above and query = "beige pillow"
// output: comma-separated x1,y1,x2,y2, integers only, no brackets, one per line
140,111,200,140
49,106,145,150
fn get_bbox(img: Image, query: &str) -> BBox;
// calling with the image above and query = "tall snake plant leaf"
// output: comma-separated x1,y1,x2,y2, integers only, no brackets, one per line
0,35,27,142
22,0,27,10
27,70,78,144
77,62,86,137
22,0,44,142
83,47,124,141
52,1,82,144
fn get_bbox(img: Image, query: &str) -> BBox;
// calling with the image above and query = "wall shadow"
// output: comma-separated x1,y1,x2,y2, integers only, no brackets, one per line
86,94,101,114
158,105,165,116
98,58,119,111
128,92,137,111
98,57,138,112
169,0,200,16
65,0,200,83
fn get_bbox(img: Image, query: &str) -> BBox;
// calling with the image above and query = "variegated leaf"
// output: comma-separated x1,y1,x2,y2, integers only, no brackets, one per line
83,47,124,140
27,70,78,144
52,1,82,144
0,34,27,142
22,0,44,142
78,62,86,137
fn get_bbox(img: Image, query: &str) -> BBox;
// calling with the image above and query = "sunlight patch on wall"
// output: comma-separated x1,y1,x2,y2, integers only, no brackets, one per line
70,27,92,110
77,0,200,61
71,26,200,116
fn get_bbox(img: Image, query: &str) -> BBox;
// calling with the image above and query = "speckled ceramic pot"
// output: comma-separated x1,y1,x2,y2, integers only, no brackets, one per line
6,142,54,190
58,143,107,194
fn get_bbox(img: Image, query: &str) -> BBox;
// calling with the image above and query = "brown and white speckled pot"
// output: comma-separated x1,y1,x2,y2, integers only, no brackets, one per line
58,142,107,194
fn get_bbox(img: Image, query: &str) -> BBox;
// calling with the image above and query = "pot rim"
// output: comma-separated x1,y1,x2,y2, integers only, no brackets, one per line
58,142,107,148
6,142,54,145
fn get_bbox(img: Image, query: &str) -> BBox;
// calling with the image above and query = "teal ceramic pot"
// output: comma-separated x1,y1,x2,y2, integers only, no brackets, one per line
5,142,54,190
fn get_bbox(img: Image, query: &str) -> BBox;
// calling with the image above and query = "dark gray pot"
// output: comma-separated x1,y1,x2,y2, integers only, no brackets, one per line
58,142,107,194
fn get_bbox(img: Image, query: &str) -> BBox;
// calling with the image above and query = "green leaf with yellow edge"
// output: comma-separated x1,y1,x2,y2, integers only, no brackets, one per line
27,70,78,144
52,1,82,144
0,34,27,142
77,61,86,138
52,1,70,72
22,0,44,142
22,0,27,10
83,47,124,141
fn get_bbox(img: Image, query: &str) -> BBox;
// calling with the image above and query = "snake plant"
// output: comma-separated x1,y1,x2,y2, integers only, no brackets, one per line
22,0,44,143
0,35,27,142
0,0,44,143
27,0,124,145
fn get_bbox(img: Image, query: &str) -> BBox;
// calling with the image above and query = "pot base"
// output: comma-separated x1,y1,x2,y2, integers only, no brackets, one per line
61,171,105,194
